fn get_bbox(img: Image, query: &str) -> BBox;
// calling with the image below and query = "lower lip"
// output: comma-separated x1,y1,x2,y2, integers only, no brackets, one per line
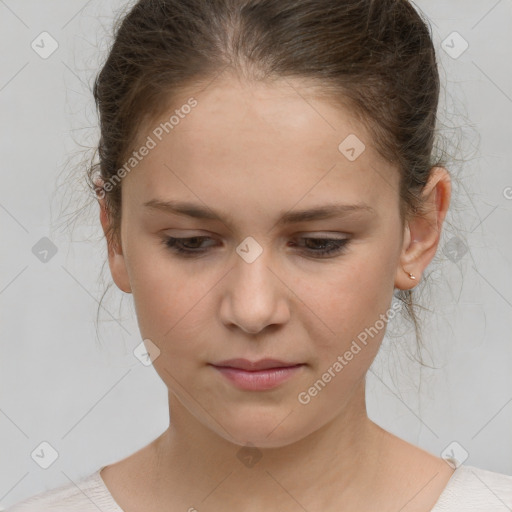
211,364,304,391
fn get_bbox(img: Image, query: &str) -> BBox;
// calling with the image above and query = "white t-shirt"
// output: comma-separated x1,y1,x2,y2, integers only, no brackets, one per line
4,463,512,511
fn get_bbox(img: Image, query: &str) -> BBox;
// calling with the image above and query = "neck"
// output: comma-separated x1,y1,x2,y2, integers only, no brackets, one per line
151,381,386,510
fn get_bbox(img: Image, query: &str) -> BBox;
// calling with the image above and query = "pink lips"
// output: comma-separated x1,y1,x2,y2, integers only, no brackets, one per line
210,358,305,391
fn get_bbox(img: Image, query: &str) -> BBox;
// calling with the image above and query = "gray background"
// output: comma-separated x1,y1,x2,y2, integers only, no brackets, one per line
1,0,511,508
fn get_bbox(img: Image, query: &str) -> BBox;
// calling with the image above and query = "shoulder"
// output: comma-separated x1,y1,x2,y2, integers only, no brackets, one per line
4,468,120,512
432,464,512,511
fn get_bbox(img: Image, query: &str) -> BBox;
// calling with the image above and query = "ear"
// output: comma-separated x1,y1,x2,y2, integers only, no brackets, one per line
394,167,451,290
95,179,132,294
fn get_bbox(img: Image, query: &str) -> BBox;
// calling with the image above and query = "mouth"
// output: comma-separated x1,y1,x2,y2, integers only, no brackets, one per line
209,359,305,391
210,358,304,371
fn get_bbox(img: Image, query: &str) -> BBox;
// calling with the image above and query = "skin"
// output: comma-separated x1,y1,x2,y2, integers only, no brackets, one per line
97,72,453,512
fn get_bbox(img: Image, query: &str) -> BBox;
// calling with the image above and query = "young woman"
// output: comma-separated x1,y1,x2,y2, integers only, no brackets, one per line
7,0,512,510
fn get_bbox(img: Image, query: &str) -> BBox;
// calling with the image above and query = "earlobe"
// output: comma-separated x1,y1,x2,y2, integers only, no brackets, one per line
109,250,132,294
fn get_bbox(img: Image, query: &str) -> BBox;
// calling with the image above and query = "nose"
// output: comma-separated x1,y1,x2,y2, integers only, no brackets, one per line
219,247,290,335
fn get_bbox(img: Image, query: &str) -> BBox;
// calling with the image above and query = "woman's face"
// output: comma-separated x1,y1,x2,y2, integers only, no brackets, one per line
106,76,410,448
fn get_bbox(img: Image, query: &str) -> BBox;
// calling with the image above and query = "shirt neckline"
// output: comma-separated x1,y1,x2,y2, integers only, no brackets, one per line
93,459,466,512
429,460,474,510
93,466,126,512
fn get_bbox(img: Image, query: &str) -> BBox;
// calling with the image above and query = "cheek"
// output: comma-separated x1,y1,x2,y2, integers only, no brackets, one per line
126,249,218,356
131,273,215,389
298,252,396,369
303,259,392,331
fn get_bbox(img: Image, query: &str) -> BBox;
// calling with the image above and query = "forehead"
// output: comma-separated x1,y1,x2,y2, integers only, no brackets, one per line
123,76,399,215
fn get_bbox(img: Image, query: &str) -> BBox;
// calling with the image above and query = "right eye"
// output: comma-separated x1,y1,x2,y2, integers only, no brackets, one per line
161,236,216,257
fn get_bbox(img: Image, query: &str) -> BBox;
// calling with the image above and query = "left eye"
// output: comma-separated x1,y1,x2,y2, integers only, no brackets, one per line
290,237,350,257
162,236,350,258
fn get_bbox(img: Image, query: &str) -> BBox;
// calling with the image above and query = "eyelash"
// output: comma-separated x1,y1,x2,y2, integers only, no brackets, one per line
161,236,350,259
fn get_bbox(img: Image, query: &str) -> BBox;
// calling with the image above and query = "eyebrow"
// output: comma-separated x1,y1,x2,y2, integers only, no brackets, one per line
143,199,375,228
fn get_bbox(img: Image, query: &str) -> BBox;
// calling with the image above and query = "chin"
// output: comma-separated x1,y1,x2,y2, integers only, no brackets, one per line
210,414,313,450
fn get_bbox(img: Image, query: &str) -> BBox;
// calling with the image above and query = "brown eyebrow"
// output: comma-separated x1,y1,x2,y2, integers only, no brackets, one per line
143,199,375,229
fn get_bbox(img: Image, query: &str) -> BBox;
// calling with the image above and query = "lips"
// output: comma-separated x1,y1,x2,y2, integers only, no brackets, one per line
210,358,303,371
210,360,305,391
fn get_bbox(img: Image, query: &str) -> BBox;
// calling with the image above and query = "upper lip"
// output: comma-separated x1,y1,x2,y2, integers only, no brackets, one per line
211,358,304,371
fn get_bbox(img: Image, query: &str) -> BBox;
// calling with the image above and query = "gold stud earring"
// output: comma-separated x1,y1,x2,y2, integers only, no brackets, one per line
402,265,416,280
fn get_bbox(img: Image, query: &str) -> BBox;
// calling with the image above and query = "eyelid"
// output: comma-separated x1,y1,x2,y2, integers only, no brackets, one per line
293,232,349,238
163,229,213,236
163,230,350,237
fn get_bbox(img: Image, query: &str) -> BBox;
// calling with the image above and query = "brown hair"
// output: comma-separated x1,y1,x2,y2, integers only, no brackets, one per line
88,0,451,349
